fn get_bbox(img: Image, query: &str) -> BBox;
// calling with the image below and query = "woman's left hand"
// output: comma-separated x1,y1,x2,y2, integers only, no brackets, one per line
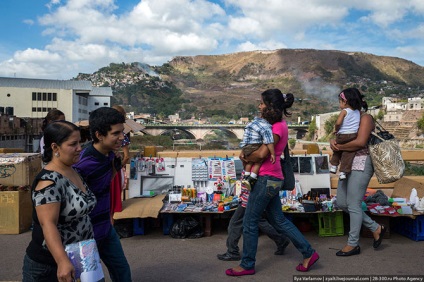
239,152,247,167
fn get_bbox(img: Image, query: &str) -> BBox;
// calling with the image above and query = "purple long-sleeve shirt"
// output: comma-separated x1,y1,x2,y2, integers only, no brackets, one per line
73,143,115,241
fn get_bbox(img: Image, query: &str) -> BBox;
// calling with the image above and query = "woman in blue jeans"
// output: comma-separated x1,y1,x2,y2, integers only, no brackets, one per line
226,89,319,276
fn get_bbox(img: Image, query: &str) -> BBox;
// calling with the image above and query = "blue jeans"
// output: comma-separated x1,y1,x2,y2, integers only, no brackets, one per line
97,227,132,282
22,254,57,282
240,175,315,270
226,205,289,256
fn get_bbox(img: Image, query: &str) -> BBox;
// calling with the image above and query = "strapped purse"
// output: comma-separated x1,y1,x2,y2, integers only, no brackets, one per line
368,119,405,184
280,144,295,190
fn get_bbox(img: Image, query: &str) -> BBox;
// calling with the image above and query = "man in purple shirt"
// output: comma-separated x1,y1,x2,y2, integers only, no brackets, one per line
74,107,132,281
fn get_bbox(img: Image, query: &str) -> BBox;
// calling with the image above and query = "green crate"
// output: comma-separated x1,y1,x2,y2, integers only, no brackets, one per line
318,212,344,237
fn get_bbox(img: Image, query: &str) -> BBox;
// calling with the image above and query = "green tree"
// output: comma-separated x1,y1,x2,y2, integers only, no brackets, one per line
307,117,317,141
324,114,338,136
288,138,296,149
418,113,424,134
376,110,385,121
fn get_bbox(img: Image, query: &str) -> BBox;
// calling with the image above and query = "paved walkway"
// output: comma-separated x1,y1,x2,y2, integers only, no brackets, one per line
1,220,423,282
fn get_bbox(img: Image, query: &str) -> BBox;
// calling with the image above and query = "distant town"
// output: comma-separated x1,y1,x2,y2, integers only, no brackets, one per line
1,77,423,152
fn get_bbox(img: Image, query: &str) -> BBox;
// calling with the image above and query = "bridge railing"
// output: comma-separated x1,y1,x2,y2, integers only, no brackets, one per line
143,123,309,128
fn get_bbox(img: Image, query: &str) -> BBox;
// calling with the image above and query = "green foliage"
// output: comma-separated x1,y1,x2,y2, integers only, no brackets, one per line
375,110,385,121
307,117,317,141
417,113,424,133
404,161,424,176
324,114,338,136
288,138,296,149
155,63,175,75
114,78,185,116
129,135,173,150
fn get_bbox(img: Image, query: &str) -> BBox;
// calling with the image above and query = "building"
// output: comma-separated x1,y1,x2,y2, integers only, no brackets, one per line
0,77,112,122
168,113,181,123
382,96,423,122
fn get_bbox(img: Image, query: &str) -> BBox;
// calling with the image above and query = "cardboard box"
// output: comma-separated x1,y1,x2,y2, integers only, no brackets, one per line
0,190,33,234
0,153,42,186
392,177,424,199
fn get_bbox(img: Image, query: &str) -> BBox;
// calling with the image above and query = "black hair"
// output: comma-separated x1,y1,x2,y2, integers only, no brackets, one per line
41,109,65,131
42,120,80,163
340,88,368,112
89,107,125,143
261,89,294,124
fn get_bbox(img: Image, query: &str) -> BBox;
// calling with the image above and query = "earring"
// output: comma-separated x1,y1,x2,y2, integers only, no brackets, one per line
55,152,60,157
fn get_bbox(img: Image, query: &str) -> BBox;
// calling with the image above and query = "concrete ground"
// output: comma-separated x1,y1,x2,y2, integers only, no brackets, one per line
1,218,423,282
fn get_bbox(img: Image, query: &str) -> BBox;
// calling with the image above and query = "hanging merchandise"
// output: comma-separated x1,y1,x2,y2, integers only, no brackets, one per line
222,157,237,180
157,157,166,171
192,158,209,181
137,156,146,172
208,158,222,180
130,157,137,180
207,157,236,181
147,157,153,174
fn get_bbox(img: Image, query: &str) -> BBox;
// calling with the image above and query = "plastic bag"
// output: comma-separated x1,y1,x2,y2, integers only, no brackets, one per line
170,216,204,239
114,219,133,238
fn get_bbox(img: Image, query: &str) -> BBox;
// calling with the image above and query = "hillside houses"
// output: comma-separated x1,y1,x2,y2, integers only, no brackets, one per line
314,96,423,142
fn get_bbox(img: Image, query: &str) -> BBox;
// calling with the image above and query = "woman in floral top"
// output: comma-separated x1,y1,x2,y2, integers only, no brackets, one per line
23,120,97,282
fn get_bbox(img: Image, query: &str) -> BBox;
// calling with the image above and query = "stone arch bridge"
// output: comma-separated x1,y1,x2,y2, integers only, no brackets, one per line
141,123,309,140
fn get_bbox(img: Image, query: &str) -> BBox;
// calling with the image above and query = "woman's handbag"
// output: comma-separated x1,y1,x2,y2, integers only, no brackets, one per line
368,121,405,184
65,239,105,282
281,145,296,190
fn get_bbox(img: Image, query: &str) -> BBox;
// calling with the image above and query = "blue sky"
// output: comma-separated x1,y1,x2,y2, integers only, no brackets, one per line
1,0,424,80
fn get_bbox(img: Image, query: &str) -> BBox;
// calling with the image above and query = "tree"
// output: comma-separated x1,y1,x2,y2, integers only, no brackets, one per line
324,114,338,136
307,117,317,141
288,138,296,149
376,110,385,121
418,113,424,134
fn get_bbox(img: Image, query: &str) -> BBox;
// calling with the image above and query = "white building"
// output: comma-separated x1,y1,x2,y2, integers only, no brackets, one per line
0,77,112,122
407,97,423,110
382,97,406,112
168,113,180,123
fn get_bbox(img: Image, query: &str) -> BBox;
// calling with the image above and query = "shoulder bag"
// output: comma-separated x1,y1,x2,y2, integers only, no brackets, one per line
280,145,296,190
368,120,405,184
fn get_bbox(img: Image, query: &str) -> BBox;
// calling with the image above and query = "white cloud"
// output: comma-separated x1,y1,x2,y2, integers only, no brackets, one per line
23,19,34,25
1,0,424,79
237,40,287,52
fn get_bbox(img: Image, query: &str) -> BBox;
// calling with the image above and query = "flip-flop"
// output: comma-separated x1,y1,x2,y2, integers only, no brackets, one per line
225,268,255,276
296,251,319,272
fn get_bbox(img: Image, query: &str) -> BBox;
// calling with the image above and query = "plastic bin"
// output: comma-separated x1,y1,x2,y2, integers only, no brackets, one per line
162,214,174,235
318,212,344,237
393,215,424,241
133,218,145,235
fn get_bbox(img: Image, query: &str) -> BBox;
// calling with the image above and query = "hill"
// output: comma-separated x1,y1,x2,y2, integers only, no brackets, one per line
74,48,424,122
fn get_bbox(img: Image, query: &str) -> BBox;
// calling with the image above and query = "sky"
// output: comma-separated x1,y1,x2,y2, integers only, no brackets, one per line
1,0,424,80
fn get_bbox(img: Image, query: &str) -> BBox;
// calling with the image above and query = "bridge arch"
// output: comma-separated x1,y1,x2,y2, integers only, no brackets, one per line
141,123,308,140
